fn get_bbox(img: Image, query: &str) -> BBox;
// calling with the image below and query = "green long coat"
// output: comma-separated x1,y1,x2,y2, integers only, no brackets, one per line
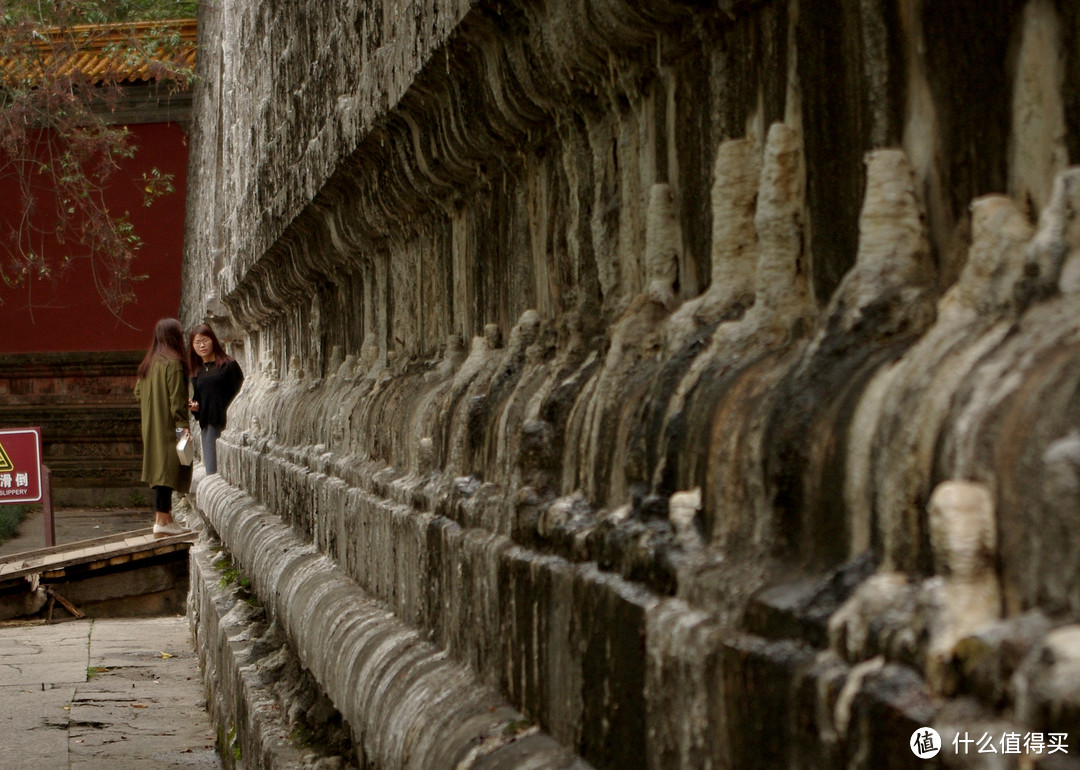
135,356,192,493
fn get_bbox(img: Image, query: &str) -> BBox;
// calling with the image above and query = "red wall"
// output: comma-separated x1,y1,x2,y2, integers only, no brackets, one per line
0,121,188,353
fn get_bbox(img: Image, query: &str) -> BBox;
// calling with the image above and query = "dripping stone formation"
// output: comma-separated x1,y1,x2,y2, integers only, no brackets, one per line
180,0,1080,766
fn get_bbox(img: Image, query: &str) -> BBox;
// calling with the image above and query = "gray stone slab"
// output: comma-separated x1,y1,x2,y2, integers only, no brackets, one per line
0,617,220,768
0,622,91,686
89,616,197,669
0,685,76,770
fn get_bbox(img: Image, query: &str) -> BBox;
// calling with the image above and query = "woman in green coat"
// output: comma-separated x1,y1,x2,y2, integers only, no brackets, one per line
135,318,192,536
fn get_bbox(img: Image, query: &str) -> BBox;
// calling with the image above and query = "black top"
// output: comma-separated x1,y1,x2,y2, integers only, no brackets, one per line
190,358,244,430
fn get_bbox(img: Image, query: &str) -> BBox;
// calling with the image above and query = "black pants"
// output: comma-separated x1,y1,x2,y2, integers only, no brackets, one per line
153,485,173,513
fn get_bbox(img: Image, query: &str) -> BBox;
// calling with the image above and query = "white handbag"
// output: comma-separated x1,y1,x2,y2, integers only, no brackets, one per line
176,433,194,465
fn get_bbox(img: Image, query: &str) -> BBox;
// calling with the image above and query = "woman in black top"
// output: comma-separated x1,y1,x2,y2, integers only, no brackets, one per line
188,323,244,475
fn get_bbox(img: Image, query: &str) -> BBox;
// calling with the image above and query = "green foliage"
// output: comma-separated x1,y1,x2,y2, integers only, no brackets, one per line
290,724,314,748
141,166,175,206
214,551,258,607
2,1,199,24
0,503,29,543
225,725,241,760
503,718,533,736
215,553,239,588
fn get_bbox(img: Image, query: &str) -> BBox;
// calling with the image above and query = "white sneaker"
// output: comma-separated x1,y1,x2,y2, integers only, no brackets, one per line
153,521,189,536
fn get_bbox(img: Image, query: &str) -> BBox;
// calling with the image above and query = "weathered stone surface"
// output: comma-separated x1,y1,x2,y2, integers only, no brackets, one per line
194,475,589,769
953,612,1053,708
189,534,350,768
1016,626,1080,743
181,0,1080,766
0,618,220,770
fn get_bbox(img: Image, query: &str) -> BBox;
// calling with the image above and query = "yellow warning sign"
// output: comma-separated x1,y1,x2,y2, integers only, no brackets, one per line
0,442,11,473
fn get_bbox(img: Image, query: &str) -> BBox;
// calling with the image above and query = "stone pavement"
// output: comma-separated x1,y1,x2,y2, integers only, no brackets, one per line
0,505,220,768
0,616,221,770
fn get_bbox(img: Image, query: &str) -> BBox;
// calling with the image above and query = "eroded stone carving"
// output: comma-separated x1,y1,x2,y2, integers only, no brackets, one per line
183,0,1080,766
848,194,1032,570
922,481,1002,693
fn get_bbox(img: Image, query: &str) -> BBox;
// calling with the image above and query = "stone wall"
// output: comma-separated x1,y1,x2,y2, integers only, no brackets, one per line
183,0,1080,766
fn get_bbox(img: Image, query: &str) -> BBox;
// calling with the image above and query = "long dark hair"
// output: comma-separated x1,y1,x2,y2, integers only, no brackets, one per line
188,323,233,375
137,318,188,379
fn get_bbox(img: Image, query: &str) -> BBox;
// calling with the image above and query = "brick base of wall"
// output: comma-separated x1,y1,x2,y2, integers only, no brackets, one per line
0,352,146,506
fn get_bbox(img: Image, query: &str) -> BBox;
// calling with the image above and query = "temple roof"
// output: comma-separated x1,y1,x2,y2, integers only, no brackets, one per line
0,18,196,86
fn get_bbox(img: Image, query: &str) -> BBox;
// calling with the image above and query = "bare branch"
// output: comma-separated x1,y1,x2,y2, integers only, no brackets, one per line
0,1,196,316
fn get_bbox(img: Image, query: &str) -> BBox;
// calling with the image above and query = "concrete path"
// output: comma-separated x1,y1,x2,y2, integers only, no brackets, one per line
0,616,221,769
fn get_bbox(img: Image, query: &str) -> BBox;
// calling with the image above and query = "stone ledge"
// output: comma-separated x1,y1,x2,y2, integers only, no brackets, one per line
217,437,658,767
194,474,590,769
189,536,345,768
743,552,877,648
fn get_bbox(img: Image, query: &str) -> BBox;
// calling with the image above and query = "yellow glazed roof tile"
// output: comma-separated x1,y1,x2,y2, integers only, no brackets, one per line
0,18,196,85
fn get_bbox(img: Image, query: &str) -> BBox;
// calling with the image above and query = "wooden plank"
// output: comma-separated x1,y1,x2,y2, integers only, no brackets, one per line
0,562,21,578
11,556,46,570
49,541,189,578
52,549,86,564
0,530,195,582
46,588,85,619
1,529,156,561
